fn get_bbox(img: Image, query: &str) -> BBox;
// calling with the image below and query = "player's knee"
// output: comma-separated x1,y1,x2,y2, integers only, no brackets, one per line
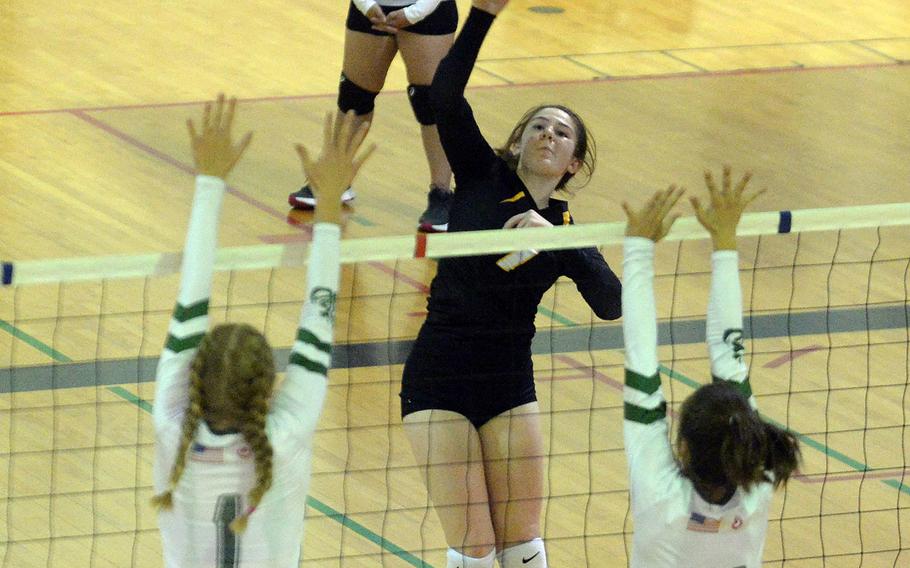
498,538,547,568
337,72,378,115
407,83,435,125
446,547,495,568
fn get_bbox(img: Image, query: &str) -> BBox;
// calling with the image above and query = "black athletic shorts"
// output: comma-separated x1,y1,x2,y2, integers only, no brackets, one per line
346,1,458,36
400,323,538,429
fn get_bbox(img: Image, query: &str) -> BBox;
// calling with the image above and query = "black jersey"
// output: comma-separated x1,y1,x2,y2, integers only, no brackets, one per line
425,7,622,338
401,6,621,425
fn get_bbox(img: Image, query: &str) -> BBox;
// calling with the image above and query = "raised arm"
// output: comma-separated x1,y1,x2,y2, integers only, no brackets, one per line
561,247,622,320
268,112,375,445
620,186,685,512
691,167,764,407
153,95,253,432
429,1,506,180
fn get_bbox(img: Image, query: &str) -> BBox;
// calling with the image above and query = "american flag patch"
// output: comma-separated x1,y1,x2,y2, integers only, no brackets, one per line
190,443,224,463
686,512,721,533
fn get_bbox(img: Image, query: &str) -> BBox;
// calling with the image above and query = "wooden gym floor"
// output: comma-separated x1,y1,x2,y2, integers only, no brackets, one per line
2,1,909,566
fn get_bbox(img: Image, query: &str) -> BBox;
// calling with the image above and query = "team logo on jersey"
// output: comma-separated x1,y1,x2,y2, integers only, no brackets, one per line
731,516,744,530
686,512,721,533
190,443,224,463
311,286,337,320
236,445,252,459
723,328,745,361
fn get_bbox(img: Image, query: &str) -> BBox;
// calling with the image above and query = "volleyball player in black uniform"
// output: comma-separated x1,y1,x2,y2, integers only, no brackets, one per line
400,2,622,567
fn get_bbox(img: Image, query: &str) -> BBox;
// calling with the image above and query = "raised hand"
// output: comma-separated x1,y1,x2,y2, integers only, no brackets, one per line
690,166,765,250
622,185,686,243
186,94,253,179
472,0,509,15
295,111,376,224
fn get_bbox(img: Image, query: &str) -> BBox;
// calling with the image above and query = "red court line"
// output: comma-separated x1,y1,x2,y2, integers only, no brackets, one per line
70,110,312,237
548,354,863,487
259,233,312,244
367,262,430,294
4,61,905,118
553,354,625,391
763,345,822,368
540,369,594,382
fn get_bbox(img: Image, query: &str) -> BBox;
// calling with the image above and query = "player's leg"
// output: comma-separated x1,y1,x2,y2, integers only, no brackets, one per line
478,402,548,568
403,409,497,567
396,18,455,232
290,5,397,209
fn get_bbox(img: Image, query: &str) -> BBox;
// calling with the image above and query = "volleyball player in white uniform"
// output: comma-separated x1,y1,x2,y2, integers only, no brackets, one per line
152,96,374,567
621,169,801,568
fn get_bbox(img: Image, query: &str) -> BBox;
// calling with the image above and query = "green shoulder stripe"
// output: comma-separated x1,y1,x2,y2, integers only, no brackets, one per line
172,299,210,323
624,401,667,424
712,374,753,398
297,328,332,355
289,352,328,376
625,368,661,395
165,332,205,353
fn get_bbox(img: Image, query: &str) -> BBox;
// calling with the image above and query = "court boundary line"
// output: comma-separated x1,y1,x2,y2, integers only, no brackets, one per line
0,58,906,118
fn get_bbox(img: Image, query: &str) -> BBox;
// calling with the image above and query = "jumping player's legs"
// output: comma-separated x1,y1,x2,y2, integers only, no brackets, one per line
403,409,497,565
478,402,548,567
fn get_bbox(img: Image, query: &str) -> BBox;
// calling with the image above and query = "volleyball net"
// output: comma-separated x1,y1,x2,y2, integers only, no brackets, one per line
2,202,909,566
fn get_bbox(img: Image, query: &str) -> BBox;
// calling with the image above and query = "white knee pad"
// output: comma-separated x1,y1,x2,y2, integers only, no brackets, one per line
498,538,547,568
447,547,496,568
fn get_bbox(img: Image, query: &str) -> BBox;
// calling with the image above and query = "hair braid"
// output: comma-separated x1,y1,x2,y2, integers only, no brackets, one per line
151,337,210,510
229,333,276,534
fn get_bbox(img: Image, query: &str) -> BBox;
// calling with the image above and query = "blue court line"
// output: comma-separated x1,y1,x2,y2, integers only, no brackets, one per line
105,386,434,567
0,319,72,362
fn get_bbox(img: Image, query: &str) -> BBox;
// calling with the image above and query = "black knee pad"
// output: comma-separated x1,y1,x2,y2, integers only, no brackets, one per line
337,72,378,115
407,84,436,126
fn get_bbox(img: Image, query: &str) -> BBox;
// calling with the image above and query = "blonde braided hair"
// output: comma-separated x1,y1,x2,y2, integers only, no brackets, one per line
152,323,276,534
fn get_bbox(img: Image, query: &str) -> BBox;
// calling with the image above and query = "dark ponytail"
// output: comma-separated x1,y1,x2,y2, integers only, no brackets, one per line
761,421,801,488
679,382,801,493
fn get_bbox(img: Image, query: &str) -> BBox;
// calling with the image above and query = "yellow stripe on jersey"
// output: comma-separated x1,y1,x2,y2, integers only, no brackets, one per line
499,191,525,203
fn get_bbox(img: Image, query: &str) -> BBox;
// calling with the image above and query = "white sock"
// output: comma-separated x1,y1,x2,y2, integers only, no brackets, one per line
497,538,547,568
447,547,496,568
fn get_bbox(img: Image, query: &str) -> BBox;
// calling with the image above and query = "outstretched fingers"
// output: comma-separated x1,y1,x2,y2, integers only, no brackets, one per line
222,96,237,138
658,185,685,218
733,170,753,198
351,142,377,178
226,131,254,173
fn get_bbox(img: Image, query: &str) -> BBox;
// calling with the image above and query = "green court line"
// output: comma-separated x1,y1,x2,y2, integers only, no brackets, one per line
551,311,910,496
108,386,154,413
537,306,579,327
349,215,377,227
106,386,434,567
658,363,700,389
657,364,910,497
0,319,72,362
305,497,433,567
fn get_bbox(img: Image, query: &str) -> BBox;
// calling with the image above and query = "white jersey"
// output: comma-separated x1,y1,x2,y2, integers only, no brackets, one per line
352,0,450,25
621,237,772,568
153,175,341,567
